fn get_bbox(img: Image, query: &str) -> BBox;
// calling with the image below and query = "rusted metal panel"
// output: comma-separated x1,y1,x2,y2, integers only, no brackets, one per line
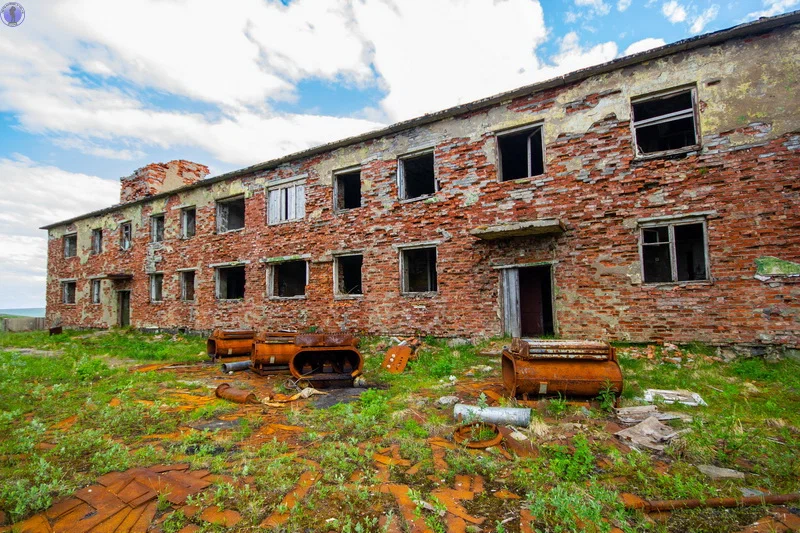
502,338,623,398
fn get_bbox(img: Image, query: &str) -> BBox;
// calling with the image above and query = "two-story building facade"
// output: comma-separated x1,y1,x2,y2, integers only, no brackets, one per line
42,12,800,353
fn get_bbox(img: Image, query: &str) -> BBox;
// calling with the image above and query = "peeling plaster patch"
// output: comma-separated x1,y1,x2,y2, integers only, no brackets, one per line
755,256,800,280
646,190,667,206
462,191,479,207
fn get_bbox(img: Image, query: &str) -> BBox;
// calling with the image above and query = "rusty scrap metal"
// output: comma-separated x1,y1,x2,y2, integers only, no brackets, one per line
623,492,800,512
453,422,503,449
381,337,421,374
250,331,364,388
207,329,255,359
502,338,623,399
215,383,258,404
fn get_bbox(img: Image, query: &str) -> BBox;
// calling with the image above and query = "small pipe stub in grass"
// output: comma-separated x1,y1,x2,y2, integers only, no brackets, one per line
215,383,258,404
453,422,503,449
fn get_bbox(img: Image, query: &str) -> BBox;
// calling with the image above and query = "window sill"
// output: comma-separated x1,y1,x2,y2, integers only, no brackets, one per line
120,247,132,252
217,298,244,302
217,228,245,234
62,303,76,306
268,219,304,226
633,145,700,161
269,295,307,301
181,299,195,303
401,291,438,298
399,194,438,204
334,294,363,301
498,174,545,184
334,207,363,215
150,300,164,304
64,256,77,260
640,280,713,288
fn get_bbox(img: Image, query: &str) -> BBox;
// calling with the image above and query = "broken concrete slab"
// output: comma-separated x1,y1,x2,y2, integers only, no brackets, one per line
615,405,693,424
696,465,746,480
615,416,689,451
643,389,707,407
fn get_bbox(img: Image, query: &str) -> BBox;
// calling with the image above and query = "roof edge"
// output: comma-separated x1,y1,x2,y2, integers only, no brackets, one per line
41,9,800,231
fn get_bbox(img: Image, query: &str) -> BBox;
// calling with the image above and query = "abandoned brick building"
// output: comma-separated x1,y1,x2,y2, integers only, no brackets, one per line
43,12,799,352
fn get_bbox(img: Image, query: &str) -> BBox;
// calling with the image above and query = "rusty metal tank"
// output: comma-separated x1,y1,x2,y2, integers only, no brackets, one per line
501,338,623,398
207,329,255,359
250,332,363,387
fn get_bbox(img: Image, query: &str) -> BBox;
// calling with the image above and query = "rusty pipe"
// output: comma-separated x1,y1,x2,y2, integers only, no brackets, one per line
221,360,251,373
625,493,800,512
215,383,258,404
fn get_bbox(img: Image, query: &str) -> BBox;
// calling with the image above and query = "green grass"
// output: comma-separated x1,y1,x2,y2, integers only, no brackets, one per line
1,330,799,532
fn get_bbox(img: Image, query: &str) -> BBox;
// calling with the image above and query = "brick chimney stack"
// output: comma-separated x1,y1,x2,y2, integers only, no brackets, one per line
120,160,210,204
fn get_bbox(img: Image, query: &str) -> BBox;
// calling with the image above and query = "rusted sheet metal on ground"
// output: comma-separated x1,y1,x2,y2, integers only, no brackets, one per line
381,338,421,374
502,338,623,398
215,383,258,404
207,329,255,359
453,422,503,449
251,332,363,387
622,493,800,512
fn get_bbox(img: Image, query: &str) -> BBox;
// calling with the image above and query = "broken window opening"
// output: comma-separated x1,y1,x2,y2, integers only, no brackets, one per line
402,247,438,293
120,222,132,250
498,126,544,181
399,152,435,200
64,234,77,258
641,221,708,283
217,196,245,233
268,183,305,224
632,89,697,155
273,261,307,298
216,266,245,300
62,281,76,304
335,170,362,210
182,207,196,239
181,271,196,301
91,279,101,304
91,229,103,255
336,254,363,296
150,273,164,302
151,214,165,243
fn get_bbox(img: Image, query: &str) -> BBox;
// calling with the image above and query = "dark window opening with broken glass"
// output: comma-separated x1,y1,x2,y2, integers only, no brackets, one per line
91,229,103,255
335,170,362,210
403,247,438,293
64,234,77,258
120,222,132,250
150,273,163,302
642,222,707,283
182,207,196,238
217,196,245,232
217,266,245,299
62,281,76,304
632,90,697,154
400,152,435,199
274,261,307,298
336,255,363,295
181,271,195,301
91,279,101,304
151,215,165,243
498,126,544,181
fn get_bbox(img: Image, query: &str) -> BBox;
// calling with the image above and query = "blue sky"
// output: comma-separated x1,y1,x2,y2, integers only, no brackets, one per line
0,0,796,308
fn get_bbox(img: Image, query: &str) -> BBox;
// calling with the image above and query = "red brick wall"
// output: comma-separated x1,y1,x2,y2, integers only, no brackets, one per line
120,160,209,203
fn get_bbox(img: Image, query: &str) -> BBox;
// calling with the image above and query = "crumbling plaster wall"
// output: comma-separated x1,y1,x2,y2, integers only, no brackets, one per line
45,25,800,347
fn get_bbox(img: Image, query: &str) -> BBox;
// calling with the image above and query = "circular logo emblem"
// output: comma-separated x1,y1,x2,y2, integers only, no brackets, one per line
1,2,25,27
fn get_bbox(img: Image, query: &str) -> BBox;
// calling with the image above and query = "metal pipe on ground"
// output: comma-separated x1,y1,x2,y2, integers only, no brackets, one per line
624,493,800,512
453,404,531,426
215,383,258,404
221,360,251,373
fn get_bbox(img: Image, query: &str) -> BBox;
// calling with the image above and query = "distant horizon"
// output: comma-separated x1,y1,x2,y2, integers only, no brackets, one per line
0,307,46,317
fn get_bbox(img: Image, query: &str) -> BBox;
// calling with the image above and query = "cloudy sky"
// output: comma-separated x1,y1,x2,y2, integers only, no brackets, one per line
0,0,796,309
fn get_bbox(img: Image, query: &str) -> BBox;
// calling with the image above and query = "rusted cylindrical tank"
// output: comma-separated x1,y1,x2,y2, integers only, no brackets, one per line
502,338,623,398
207,329,255,359
251,332,298,374
215,383,258,404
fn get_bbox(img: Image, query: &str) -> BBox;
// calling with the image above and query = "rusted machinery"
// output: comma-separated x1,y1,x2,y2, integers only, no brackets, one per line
251,332,363,388
501,337,623,399
207,329,255,360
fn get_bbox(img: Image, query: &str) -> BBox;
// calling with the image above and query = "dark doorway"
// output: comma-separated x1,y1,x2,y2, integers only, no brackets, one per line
118,290,131,327
518,266,553,337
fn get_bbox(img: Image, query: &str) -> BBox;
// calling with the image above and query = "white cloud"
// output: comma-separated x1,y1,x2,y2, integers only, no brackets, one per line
575,0,612,16
623,37,667,55
0,156,119,308
617,0,633,11
690,5,720,33
662,0,688,22
745,0,800,19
